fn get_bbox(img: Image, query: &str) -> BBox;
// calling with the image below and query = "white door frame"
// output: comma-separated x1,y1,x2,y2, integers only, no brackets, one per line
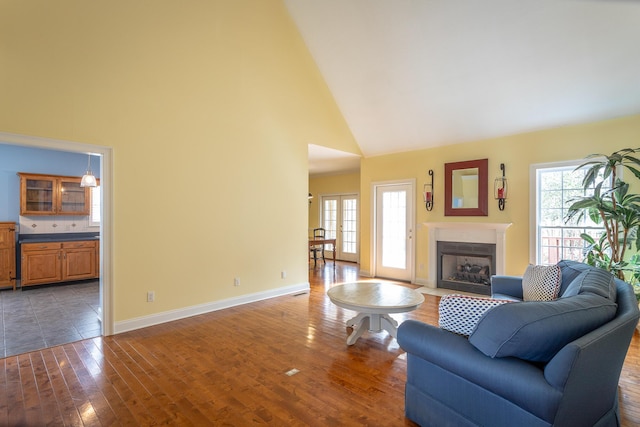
370,179,416,283
0,131,114,336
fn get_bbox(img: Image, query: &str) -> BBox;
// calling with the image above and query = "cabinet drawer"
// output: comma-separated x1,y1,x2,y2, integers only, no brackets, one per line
62,241,96,249
22,242,62,251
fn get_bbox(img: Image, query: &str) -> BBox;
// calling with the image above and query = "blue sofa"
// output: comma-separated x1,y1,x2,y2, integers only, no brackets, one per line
397,260,639,427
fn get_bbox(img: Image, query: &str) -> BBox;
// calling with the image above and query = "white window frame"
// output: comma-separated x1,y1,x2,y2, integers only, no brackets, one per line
530,159,609,265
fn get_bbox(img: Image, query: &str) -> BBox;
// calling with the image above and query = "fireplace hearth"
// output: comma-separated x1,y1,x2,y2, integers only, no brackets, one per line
437,241,496,295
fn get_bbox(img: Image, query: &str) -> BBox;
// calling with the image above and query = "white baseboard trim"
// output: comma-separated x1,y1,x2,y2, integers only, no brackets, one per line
358,269,373,277
114,282,310,334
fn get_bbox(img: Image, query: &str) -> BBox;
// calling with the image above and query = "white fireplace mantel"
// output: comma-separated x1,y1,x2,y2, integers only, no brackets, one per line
424,222,512,289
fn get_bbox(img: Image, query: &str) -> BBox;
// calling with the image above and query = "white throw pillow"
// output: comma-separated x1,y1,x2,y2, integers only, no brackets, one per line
439,294,512,336
522,264,562,301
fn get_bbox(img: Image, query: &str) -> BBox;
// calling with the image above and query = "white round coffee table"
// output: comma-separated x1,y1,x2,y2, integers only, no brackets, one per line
327,282,425,345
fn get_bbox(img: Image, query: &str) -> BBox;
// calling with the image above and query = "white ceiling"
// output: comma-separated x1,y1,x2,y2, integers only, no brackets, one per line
308,144,361,176
290,0,640,175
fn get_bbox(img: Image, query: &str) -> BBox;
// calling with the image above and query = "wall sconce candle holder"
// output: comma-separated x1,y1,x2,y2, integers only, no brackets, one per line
423,170,434,211
494,163,508,211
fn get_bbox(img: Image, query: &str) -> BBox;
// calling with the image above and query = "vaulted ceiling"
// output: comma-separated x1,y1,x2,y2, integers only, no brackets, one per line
288,0,640,176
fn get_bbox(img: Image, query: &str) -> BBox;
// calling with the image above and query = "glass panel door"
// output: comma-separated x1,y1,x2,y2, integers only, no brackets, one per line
24,177,55,214
374,182,414,281
340,196,358,262
321,194,359,262
59,178,88,214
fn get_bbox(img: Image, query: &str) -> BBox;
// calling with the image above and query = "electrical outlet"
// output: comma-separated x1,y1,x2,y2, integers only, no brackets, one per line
281,271,287,279
234,277,240,286
147,291,155,302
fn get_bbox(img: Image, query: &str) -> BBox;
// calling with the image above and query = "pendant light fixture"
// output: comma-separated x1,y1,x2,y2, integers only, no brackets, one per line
80,154,97,187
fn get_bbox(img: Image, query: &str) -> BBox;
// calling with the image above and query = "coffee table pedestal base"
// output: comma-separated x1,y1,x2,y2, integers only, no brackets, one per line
345,313,399,345
327,282,424,346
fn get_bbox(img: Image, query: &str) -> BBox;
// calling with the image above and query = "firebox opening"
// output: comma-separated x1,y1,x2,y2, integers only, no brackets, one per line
437,241,496,296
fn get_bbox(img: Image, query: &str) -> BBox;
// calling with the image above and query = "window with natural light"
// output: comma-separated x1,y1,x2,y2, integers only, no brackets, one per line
90,186,101,227
534,161,607,265
322,199,337,241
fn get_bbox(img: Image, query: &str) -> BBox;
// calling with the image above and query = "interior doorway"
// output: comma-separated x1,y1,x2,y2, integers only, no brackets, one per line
0,132,113,340
373,180,415,282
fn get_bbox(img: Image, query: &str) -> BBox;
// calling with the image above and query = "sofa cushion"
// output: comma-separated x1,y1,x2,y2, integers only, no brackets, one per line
469,294,617,362
438,294,513,336
522,264,562,301
560,267,616,301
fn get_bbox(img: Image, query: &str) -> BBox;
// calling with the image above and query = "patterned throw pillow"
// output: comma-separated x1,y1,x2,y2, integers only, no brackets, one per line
522,264,562,301
439,294,513,336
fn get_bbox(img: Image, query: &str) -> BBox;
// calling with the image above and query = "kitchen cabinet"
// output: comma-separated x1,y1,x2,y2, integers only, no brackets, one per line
21,240,98,287
0,222,16,290
21,242,61,286
61,241,98,282
18,173,90,216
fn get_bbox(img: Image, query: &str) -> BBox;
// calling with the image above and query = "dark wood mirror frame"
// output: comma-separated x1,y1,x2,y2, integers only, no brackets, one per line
444,158,489,216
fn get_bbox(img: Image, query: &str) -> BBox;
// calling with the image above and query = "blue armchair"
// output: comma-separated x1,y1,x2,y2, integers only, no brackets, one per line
398,261,639,427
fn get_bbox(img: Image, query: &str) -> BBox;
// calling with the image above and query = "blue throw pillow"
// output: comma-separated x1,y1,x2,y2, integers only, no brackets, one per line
560,267,616,301
469,294,617,362
557,260,593,295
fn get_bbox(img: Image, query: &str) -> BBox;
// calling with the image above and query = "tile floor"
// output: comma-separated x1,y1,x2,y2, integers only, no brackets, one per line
0,280,101,358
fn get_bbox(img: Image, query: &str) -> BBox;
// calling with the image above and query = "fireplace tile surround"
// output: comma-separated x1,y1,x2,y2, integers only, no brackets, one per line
424,222,512,292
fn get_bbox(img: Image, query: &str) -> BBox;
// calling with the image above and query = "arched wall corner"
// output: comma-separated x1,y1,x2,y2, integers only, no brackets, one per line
0,131,114,336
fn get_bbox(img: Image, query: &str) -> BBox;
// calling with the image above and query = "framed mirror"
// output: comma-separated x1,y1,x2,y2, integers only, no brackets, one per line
444,158,488,216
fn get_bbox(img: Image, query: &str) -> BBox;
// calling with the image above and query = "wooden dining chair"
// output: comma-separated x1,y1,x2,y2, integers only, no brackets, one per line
309,228,326,267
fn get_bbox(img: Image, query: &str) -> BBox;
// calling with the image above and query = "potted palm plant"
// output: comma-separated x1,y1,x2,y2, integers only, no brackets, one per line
629,254,640,302
565,148,640,286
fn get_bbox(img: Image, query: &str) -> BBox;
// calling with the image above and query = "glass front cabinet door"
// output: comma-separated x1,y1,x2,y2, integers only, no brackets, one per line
19,173,90,216
58,178,89,215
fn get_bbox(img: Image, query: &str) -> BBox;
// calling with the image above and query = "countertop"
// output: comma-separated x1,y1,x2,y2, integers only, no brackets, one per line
18,232,100,244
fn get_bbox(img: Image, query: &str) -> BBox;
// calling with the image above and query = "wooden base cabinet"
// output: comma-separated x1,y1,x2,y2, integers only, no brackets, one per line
21,242,61,286
0,222,17,290
21,240,98,287
62,241,97,281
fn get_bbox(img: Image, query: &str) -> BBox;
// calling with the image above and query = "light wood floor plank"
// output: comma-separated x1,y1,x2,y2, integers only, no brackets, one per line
5,356,27,426
0,262,637,426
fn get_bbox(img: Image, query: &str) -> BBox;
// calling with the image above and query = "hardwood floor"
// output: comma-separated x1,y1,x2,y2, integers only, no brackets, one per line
0,261,638,426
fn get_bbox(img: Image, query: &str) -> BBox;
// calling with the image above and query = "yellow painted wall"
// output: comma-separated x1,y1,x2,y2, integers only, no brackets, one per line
0,1,357,322
360,114,640,279
308,172,360,234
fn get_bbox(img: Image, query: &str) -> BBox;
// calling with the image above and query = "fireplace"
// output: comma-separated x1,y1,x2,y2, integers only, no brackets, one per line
437,241,496,295
423,222,512,292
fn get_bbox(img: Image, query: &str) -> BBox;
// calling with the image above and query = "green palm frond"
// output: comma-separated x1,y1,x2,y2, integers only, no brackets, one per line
565,148,640,281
